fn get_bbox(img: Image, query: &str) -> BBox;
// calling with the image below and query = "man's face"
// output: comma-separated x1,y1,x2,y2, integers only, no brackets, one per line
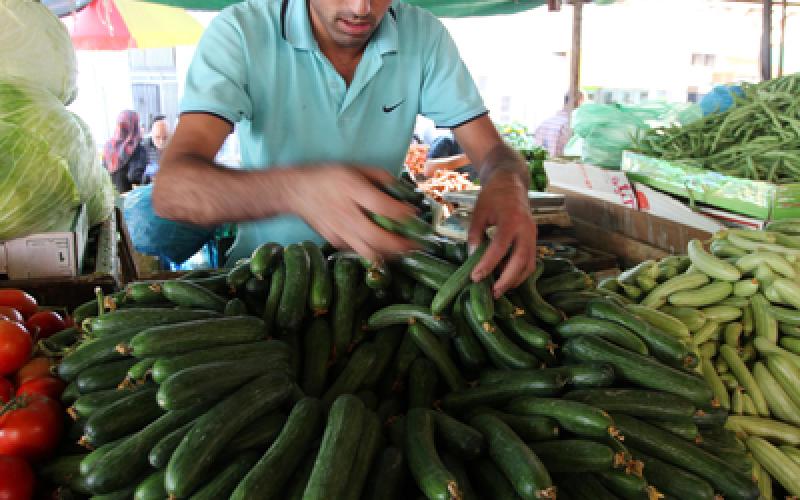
151,120,170,150
308,0,393,49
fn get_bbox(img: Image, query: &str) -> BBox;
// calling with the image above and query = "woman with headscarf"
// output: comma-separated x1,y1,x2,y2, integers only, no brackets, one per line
102,110,147,193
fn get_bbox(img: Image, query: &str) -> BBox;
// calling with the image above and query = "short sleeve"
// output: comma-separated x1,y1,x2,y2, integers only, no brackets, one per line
180,11,252,124
418,19,487,129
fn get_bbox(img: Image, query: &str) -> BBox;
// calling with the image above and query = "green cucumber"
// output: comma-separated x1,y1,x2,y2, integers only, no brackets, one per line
701,356,731,410
250,242,282,280
134,469,166,500
659,305,707,332
440,453,478,500
587,298,697,369
469,412,555,500
263,260,285,336
332,256,360,358
321,342,378,408
58,330,136,382
537,270,592,297
224,297,248,316
151,340,289,384
613,413,759,500
408,357,439,409
688,239,741,281
224,412,287,454
82,386,162,447
302,318,332,397
564,388,696,420
506,397,616,439
431,241,488,315
84,308,220,337
556,315,648,355
364,447,404,500
390,270,415,302
668,281,733,307
161,280,226,312
148,422,193,468
227,260,252,290
498,316,553,352
360,326,404,389
396,251,457,290
528,440,617,473
125,282,164,304
469,458,519,500
407,408,463,500
70,386,146,420
80,438,123,476
700,305,742,323
554,364,616,388
753,361,800,426
165,372,291,498
284,448,318,500
156,357,287,410
341,411,382,500
367,304,454,335
554,473,618,500
641,272,710,308
76,358,138,394
720,344,769,417
303,395,366,500
468,408,559,441
276,243,310,330
409,323,465,391
433,411,484,460
441,370,566,413
451,292,487,375
725,415,800,445
562,336,713,407
124,316,265,357
365,265,392,291
86,404,208,494
747,436,800,497
596,469,652,500
469,280,494,323
626,304,690,340
190,451,261,500
464,298,538,369
517,264,563,326
650,418,699,440
231,398,323,500
124,358,155,384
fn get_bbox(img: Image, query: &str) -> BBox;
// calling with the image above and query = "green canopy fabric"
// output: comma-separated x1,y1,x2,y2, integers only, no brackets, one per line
133,0,547,17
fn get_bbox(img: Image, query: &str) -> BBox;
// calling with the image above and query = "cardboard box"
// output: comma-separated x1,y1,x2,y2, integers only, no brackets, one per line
0,205,88,279
545,160,638,209
623,151,800,221
632,183,726,234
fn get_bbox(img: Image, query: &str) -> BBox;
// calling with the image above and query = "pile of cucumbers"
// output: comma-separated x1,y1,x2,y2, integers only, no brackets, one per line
36,179,762,500
599,223,800,498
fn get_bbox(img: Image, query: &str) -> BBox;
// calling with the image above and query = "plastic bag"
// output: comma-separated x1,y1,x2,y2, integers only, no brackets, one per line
123,184,215,264
570,102,700,169
700,85,744,116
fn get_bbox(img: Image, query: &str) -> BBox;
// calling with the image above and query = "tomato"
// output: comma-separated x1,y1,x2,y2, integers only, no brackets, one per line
62,315,75,329
16,378,65,401
0,322,31,377
15,357,54,387
0,308,23,325
0,291,36,319
0,395,62,461
24,311,65,341
0,380,12,404
0,455,34,500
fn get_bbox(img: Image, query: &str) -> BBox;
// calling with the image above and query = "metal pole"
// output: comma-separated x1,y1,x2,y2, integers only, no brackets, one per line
761,0,772,81
779,0,787,77
568,0,583,116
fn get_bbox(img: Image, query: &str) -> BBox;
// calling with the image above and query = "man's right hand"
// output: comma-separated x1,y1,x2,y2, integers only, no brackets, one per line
286,165,419,263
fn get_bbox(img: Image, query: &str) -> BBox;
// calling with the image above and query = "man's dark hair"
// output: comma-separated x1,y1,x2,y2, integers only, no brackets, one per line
150,114,167,130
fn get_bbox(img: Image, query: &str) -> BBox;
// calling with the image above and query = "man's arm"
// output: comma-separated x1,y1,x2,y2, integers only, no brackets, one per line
153,113,417,262
453,115,538,297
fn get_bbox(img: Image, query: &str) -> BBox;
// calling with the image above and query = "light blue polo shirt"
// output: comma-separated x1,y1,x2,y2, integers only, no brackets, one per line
181,0,487,264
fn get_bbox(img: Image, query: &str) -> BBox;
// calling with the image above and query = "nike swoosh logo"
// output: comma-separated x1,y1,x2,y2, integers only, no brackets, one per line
383,99,405,113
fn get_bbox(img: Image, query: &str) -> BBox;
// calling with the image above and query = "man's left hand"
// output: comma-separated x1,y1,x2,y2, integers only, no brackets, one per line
467,169,538,298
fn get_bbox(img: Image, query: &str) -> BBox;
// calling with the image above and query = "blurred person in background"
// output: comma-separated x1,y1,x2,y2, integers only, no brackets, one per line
102,110,147,194
139,115,171,184
534,92,584,158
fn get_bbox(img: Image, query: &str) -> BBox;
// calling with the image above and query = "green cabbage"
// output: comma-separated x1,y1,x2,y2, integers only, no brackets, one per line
0,80,114,230
0,120,79,240
0,0,78,105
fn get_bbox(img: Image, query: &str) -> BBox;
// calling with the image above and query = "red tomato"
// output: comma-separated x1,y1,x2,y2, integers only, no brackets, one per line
16,378,65,401
24,311,65,341
62,315,75,329
0,455,34,500
0,380,12,404
15,357,54,386
0,322,31,377
0,395,62,461
0,291,36,319
0,308,23,325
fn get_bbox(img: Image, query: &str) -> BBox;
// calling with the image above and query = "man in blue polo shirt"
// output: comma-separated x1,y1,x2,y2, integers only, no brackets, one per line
154,0,537,297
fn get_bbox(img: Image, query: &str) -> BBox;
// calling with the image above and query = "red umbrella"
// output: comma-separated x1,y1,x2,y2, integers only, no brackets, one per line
63,0,203,50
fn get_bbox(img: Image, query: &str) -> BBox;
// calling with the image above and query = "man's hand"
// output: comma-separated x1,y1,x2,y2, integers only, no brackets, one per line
468,169,538,298
288,166,419,263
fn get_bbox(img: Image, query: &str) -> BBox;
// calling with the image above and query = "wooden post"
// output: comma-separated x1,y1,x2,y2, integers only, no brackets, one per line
568,0,583,116
761,0,772,81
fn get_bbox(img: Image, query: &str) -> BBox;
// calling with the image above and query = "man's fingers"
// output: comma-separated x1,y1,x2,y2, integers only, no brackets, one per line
493,238,532,297
467,203,490,251
352,211,419,258
356,180,417,222
471,226,514,283
356,167,397,186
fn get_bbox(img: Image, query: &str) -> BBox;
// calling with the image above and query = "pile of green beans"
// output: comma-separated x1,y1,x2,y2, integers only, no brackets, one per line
633,73,800,183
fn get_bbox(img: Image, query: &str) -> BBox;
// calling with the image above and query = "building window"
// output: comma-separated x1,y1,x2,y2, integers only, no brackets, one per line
128,48,176,72
691,53,716,67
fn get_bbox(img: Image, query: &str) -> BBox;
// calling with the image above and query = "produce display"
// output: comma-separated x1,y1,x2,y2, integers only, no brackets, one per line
633,73,800,183
599,223,800,498
0,0,114,241
32,178,765,500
